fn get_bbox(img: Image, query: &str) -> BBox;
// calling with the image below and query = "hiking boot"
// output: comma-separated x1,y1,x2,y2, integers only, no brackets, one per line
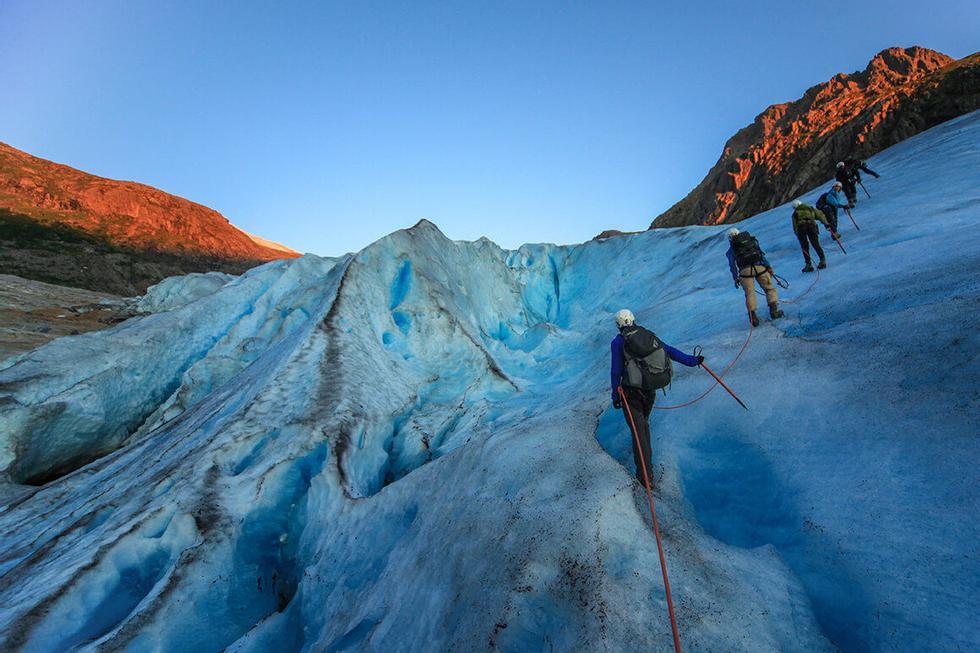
769,303,784,319
802,263,814,273
749,311,760,327
817,260,827,269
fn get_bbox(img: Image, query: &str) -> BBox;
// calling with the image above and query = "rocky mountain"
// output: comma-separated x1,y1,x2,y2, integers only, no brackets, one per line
0,142,299,293
650,46,980,229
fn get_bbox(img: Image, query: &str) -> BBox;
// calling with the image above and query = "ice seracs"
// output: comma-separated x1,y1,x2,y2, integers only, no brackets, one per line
1,111,978,652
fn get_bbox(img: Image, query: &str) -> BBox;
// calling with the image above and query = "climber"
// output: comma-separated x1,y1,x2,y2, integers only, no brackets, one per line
818,181,851,232
845,158,880,185
847,157,880,201
791,199,838,272
610,309,702,484
815,192,835,231
836,159,880,206
834,162,857,207
726,228,784,327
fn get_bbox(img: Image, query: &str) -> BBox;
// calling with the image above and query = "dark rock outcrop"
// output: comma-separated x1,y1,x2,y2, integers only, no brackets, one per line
0,274,136,362
592,229,640,241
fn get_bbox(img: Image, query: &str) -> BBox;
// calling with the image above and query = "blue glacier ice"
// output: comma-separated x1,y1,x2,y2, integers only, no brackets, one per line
136,272,236,314
0,111,978,652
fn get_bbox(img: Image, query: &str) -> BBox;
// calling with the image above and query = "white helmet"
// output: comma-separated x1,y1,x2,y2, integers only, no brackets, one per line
792,200,802,208
836,161,845,168
727,228,740,239
833,180,842,188
614,309,635,328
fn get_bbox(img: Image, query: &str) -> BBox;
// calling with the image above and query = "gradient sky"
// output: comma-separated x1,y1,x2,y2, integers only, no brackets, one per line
1,1,976,255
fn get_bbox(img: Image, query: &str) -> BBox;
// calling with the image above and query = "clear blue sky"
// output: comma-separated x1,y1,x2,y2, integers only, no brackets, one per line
1,1,976,255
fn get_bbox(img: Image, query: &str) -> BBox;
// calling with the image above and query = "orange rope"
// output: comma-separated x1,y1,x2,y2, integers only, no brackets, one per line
778,267,820,305
653,316,754,410
618,387,683,653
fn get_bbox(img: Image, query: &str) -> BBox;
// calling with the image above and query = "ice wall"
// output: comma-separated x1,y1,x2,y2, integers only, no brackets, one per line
0,112,978,652
136,271,235,313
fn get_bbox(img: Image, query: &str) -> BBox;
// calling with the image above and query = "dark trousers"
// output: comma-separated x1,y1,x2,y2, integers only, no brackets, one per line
843,182,857,205
620,386,655,483
821,206,839,232
795,223,826,265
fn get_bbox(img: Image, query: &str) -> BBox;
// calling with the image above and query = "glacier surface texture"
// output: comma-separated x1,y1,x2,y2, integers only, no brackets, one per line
1,112,978,652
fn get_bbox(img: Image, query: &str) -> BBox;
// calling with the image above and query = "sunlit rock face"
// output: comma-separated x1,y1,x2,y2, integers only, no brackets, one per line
0,113,978,652
0,141,299,294
651,46,979,229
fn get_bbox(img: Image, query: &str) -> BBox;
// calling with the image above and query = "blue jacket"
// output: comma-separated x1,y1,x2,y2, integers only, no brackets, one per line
727,246,770,284
826,188,850,208
610,332,700,402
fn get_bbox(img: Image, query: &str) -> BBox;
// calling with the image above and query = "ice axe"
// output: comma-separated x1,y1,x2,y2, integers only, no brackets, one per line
831,231,847,254
844,207,861,231
699,362,748,410
859,180,871,199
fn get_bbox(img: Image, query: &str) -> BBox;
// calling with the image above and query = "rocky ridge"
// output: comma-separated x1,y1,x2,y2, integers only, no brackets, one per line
0,143,299,293
649,46,980,229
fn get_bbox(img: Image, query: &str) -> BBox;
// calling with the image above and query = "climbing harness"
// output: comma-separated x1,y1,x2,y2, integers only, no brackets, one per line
618,386,683,653
653,318,754,411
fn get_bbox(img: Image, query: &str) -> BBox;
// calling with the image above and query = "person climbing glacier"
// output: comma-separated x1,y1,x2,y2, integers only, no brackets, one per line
610,309,702,483
726,228,784,326
791,199,836,272
822,181,852,231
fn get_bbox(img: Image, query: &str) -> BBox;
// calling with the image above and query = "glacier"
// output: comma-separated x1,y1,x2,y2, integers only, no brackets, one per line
0,110,978,652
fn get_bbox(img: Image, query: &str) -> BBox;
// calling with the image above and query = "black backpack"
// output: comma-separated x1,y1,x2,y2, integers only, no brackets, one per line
730,232,764,268
815,193,829,210
621,326,672,395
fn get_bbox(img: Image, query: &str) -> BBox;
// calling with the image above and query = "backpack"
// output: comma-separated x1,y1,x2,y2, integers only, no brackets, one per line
793,206,815,225
621,326,673,395
815,193,829,210
730,231,764,268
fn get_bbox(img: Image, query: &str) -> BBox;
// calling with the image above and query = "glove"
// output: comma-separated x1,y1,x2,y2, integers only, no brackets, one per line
613,395,623,410
831,231,840,240
695,355,704,366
